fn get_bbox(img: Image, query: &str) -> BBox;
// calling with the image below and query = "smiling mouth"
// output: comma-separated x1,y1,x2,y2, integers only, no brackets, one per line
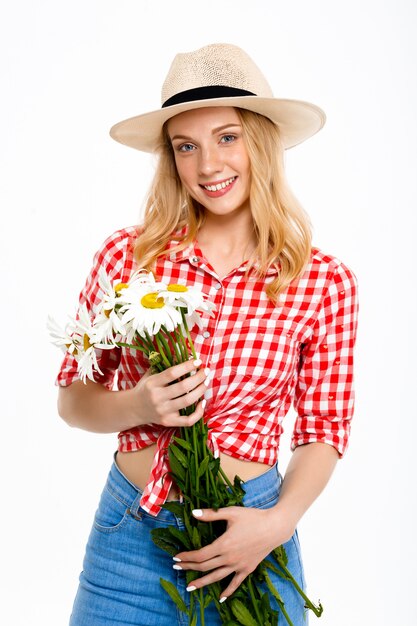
201,176,237,192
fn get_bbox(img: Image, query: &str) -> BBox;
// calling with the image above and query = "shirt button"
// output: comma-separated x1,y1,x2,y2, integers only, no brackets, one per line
203,331,210,339
191,256,200,263
214,282,222,290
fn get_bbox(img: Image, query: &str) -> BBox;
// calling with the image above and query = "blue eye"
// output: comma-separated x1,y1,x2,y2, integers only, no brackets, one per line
220,134,236,143
178,143,195,152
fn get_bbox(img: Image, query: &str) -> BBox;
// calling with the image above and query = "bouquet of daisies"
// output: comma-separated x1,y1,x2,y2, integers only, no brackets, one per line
49,269,323,626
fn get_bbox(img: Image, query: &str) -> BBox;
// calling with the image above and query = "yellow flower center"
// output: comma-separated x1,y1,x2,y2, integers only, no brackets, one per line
83,334,92,351
104,309,111,318
141,293,166,309
167,284,188,292
114,283,128,295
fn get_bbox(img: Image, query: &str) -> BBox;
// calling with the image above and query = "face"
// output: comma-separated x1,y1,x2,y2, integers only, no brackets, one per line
167,107,251,219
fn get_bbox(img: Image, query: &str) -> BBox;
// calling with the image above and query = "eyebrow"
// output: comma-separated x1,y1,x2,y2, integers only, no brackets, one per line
170,123,242,142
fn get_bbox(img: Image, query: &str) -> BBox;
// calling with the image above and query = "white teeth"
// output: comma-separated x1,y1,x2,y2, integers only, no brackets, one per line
204,177,235,191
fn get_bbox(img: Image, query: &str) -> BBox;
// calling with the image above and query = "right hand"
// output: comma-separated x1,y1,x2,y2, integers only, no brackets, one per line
128,359,210,428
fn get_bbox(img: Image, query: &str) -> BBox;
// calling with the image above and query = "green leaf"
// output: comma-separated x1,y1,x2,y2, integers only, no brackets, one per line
170,443,189,468
151,527,179,545
151,528,180,556
209,457,221,476
150,535,178,557
197,522,211,542
166,472,186,494
160,578,189,614
167,526,193,550
183,508,193,537
263,559,286,580
260,592,278,626
191,525,202,549
203,592,213,608
190,614,198,626
197,456,210,478
172,436,194,452
162,501,185,520
188,456,197,487
272,545,288,567
230,599,259,626
233,474,244,489
168,449,186,482
186,570,198,586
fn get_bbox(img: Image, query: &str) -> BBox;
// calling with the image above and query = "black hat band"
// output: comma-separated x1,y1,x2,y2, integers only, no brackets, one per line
162,85,256,108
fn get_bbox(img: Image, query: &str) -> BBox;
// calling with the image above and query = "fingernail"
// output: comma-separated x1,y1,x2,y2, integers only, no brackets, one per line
173,564,182,570
219,596,227,603
192,509,203,518
201,399,207,411
173,557,181,562
193,359,202,366
186,585,197,592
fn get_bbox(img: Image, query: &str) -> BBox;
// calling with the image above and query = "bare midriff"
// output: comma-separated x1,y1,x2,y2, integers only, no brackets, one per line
116,446,272,501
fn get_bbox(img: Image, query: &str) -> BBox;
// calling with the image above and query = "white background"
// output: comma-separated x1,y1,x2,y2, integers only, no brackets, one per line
1,1,416,624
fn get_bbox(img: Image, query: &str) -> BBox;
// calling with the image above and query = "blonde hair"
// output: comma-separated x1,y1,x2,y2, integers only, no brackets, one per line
134,108,312,302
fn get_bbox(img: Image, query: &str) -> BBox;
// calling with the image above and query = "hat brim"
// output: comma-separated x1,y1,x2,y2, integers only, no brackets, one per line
109,96,326,153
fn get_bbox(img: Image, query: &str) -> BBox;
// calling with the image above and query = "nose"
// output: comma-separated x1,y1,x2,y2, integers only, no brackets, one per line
198,145,222,177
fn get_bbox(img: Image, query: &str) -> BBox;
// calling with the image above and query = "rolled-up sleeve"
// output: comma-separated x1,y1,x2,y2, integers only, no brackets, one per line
292,262,359,457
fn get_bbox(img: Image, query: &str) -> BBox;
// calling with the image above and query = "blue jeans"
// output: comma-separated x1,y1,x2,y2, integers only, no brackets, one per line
70,453,308,625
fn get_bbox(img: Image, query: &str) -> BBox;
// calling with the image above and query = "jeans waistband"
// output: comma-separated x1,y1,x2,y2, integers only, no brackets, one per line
108,451,281,520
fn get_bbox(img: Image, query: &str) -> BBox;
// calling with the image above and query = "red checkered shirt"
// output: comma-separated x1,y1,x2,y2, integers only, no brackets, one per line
57,226,359,516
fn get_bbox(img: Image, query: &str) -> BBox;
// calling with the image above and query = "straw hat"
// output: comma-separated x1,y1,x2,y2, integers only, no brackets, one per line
110,43,326,153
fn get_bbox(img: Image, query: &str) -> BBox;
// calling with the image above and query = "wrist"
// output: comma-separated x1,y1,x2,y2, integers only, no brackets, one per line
116,386,146,429
267,501,300,543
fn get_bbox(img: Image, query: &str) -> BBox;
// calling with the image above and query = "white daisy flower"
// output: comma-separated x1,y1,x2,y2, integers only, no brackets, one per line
47,315,80,355
93,310,122,344
98,268,130,311
76,340,105,383
93,269,130,343
161,283,215,317
118,284,182,340
92,276,124,344
122,270,167,300
181,310,204,332
73,304,114,383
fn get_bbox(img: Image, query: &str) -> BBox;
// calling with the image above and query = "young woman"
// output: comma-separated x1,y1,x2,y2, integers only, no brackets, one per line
57,43,358,625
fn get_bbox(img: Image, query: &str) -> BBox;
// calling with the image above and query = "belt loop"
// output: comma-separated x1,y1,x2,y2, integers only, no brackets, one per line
128,491,143,520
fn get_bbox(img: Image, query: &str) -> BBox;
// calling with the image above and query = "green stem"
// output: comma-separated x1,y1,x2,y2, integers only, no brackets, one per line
199,588,205,626
217,465,235,491
154,334,172,368
161,326,182,363
269,556,323,617
155,331,175,366
180,311,198,360
192,426,200,508
115,341,149,353
247,575,263,624
264,573,294,626
208,465,219,502
173,327,189,362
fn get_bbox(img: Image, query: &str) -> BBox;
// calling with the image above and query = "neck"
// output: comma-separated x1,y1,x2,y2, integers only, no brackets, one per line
197,211,257,257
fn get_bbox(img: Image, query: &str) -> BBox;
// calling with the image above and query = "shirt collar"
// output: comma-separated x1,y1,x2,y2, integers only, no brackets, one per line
165,229,279,276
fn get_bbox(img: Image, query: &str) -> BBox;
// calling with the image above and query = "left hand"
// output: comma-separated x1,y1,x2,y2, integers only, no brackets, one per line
173,506,294,600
